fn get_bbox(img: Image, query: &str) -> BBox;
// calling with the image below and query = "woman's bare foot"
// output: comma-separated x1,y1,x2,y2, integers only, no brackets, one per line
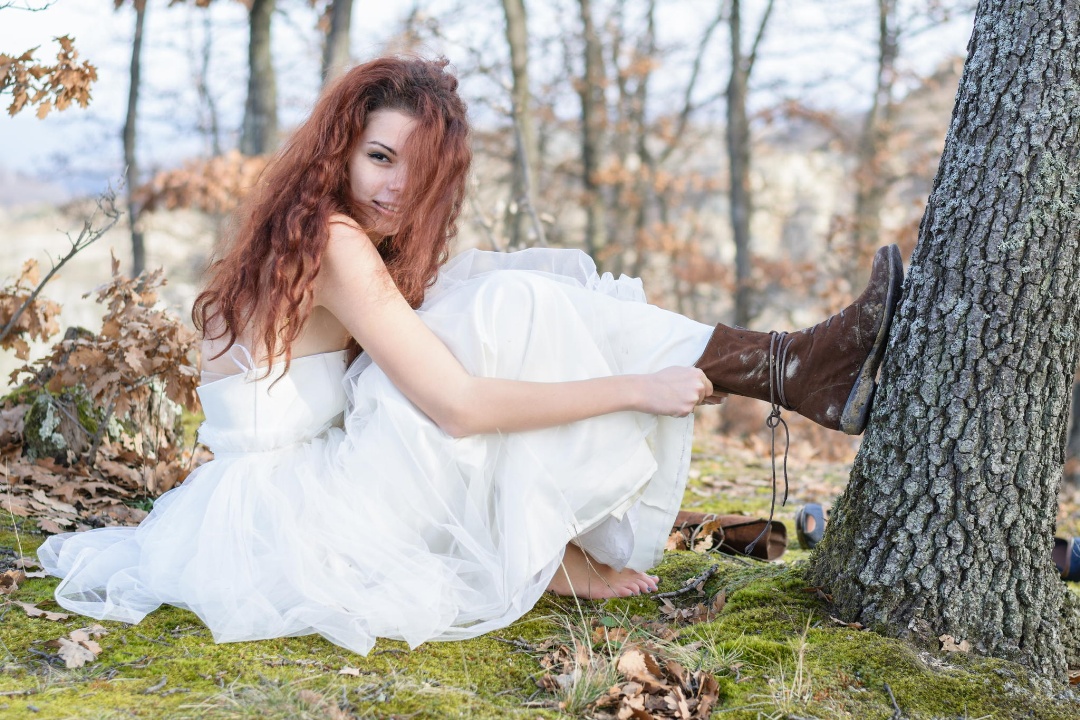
545,543,660,599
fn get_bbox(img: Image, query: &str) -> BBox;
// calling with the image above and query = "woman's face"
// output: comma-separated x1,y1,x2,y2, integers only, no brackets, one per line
348,109,417,235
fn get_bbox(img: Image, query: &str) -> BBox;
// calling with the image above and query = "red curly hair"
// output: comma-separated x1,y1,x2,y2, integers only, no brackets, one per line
193,56,471,370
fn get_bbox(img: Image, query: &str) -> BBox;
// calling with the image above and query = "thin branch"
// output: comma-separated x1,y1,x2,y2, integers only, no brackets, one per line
654,564,719,600
745,0,776,77
0,187,122,346
0,0,56,11
658,0,727,164
884,681,903,719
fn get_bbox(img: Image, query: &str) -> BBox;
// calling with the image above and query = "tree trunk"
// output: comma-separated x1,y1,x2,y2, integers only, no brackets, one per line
576,0,608,265
850,0,899,279
196,9,221,156
321,0,353,87
726,0,751,327
240,0,277,155
501,0,540,249
809,0,1080,679
123,0,146,276
725,0,772,327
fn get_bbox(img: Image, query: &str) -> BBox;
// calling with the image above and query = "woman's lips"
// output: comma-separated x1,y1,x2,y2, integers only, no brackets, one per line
373,200,399,215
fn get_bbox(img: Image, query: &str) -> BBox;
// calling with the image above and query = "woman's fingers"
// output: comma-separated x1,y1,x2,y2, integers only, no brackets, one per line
698,369,713,402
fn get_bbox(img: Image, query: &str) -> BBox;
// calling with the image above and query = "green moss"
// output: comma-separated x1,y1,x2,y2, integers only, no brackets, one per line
22,392,67,460
18,386,109,462
5,458,1080,719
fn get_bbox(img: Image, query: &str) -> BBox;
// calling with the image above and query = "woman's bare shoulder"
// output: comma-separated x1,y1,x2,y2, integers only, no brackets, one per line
327,213,365,236
318,217,394,303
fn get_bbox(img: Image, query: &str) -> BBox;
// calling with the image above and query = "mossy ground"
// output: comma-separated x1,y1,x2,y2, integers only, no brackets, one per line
3,444,1080,719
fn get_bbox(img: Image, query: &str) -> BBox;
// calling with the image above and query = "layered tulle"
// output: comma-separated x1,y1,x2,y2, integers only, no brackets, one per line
39,248,714,656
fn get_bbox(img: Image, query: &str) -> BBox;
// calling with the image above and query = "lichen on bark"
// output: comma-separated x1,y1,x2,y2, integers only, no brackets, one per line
809,0,1080,679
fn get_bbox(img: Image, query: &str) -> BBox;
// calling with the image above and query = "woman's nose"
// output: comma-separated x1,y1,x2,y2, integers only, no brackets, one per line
387,167,406,192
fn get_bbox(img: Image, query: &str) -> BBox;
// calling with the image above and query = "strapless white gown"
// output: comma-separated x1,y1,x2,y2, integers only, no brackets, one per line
38,248,714,655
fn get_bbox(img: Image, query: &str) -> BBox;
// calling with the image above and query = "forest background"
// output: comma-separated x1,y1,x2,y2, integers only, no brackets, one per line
3,0,1036,459
3,0,1080,718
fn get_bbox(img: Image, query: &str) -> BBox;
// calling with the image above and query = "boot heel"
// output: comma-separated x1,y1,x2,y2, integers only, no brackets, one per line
840,376,877,435
838,245,902,435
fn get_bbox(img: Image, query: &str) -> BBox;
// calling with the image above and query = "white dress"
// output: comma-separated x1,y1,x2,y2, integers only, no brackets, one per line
38,248,714,656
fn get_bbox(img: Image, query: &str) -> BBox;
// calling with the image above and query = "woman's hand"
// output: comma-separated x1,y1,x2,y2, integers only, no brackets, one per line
636,367,720,418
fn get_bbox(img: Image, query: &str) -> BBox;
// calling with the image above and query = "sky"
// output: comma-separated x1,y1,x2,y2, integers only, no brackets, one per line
0,0,976,198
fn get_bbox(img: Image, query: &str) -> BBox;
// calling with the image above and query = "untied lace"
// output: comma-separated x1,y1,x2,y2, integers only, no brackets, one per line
744,330,793,556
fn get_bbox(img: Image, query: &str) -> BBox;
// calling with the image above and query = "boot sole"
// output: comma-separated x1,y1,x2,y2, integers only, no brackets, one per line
839,244,903,435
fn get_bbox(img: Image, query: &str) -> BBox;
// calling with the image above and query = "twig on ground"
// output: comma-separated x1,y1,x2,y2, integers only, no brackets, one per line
884,681,903,719
142,675,167,694
655,564,719,600
490,635,535,653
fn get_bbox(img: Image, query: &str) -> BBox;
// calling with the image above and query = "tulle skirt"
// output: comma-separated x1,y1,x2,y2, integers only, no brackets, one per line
39,248,714,655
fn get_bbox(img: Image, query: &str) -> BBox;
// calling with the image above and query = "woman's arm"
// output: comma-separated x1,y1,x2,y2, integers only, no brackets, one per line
315,222,712,437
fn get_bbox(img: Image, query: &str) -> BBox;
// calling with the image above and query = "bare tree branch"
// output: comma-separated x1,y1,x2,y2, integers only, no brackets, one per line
658,0,727,164
0,187,122,346
745,0,775,76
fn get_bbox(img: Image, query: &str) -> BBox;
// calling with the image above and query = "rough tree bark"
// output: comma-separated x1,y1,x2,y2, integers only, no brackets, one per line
809,0,1080,679
501,0,540,248
240,0,277,155
321,0,353,87
726,0,773,328
576,0,608,264
122,0,147,276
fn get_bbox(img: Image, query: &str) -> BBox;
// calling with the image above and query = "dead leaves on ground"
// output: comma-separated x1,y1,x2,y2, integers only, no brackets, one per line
595,646,719,720
1,567,26,594
659,591,726,626
1,253,207,533
14,600,70,622
2,560,106,668
2,447,209,533
537,637,719,720
45,625,107,668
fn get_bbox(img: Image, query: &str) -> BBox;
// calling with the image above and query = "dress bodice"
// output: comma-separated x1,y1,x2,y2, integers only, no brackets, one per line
195,350,349,455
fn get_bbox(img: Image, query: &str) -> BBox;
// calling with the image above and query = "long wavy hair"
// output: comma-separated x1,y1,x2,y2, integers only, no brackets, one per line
193,56,471,370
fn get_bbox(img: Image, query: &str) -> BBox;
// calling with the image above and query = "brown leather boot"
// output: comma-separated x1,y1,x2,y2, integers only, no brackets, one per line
694,244,903,435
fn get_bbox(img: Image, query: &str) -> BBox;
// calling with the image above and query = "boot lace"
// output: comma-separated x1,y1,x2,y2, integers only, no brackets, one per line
745,330,792,556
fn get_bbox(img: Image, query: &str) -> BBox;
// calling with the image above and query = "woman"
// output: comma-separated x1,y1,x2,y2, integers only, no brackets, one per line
39,57,902,655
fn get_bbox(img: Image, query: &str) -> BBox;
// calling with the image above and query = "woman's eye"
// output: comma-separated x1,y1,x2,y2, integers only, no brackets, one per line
368,152,389,162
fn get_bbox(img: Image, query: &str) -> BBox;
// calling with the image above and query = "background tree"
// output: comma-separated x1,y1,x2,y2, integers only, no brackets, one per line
500,0,540,248
575,0,609,264
320,0,353,86
192,6,223,155
240,0,277,154
118,0,148,275
848,0,899,279
725,0,773,328
847,0,970,279
809,0,1080,678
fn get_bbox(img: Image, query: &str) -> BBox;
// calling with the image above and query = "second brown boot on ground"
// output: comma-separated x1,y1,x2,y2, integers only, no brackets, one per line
694,244,903,435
